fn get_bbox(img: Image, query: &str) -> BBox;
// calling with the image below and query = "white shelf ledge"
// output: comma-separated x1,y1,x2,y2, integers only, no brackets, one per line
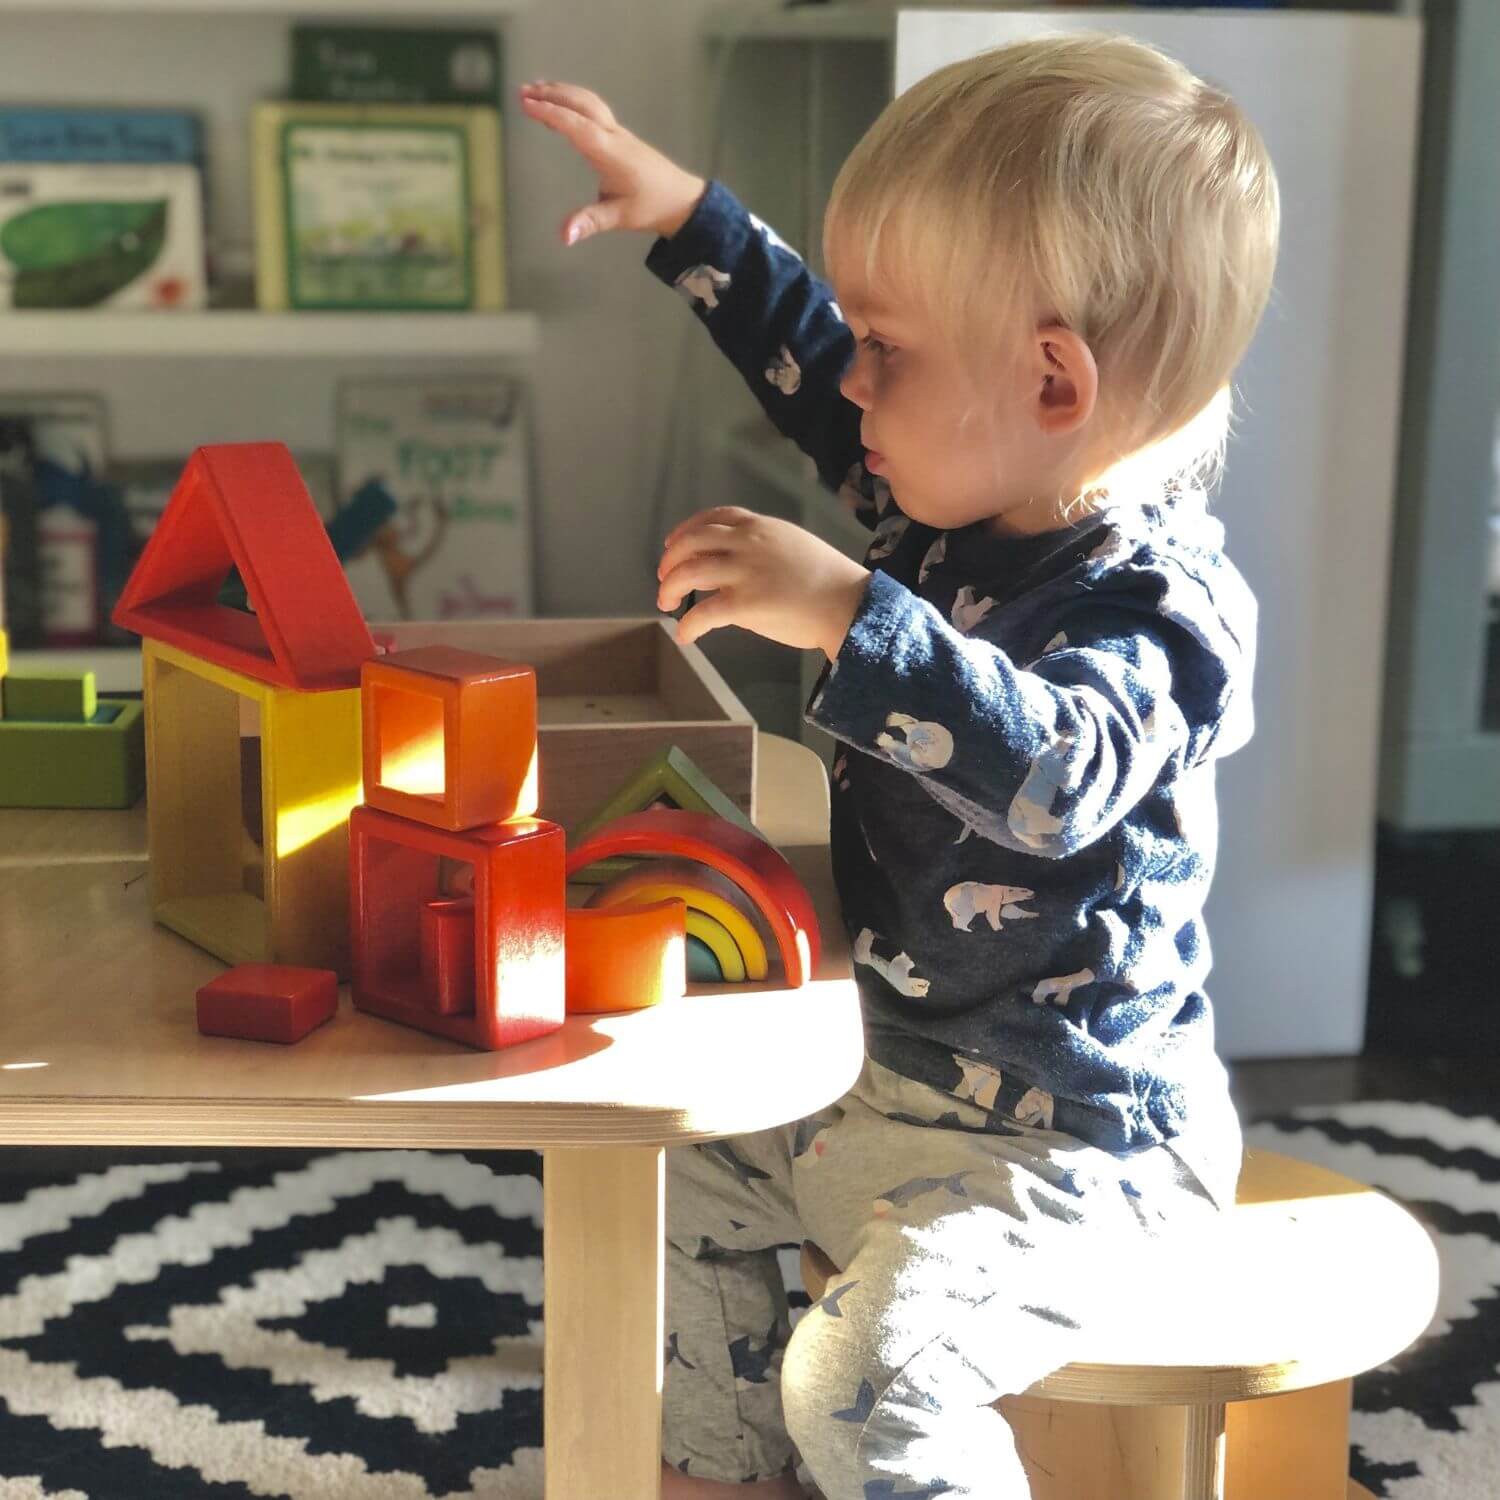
0,0,530,12
0,309,540,359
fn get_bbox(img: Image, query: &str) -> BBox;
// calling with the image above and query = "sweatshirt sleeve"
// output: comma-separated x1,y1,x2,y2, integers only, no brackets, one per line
645,179,874,521
804,567,1242,858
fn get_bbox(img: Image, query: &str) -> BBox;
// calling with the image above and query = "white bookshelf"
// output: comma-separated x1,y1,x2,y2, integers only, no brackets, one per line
0,309,538,359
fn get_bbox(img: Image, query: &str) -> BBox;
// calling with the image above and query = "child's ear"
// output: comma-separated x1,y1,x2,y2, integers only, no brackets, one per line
1033,325,1098,436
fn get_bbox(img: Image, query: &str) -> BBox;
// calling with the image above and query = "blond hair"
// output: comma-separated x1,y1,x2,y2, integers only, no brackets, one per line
823,33,1280,505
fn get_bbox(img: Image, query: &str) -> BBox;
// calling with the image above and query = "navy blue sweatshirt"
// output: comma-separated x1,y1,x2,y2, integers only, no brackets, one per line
647,181,1253,1211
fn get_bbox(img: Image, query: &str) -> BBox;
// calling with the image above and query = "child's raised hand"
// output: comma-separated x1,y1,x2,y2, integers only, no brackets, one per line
657,506,870,660
518,81,708,244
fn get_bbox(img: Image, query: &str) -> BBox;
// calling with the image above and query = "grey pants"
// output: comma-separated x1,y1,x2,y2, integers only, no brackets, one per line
663,1055,1235,1499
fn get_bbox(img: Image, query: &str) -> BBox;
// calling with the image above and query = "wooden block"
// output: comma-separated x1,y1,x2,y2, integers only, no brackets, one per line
350,802,565,1051
379,618,757,835
685,933,724,983
569,743,768,886
112,443,375,692
420,897,476,1014
196,962,338,1044
362,645,538,832
0,627,9,700
564,899,686,1014
2,669,96,722
587,856,769,981
566,810,821,987
143,638,362,976
0,698,145,808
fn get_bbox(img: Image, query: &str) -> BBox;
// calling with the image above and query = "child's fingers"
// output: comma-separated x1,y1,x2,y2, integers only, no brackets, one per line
563,198,624,245
657,555,735,613
517,93,615,166
675,590,736,647
661,506,753,554
519,81,617,130
656,522,739,580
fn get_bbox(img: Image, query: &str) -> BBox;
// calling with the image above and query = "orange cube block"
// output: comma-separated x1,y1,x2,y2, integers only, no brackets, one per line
565,898,687,1015
362,645,538,831
420,896,476,1015
196,963,338,1044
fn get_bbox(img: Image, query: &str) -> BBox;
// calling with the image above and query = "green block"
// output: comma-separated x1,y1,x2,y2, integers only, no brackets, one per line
686,933,724,983
0,697,145,808
568,745,766,886
2,669,97,723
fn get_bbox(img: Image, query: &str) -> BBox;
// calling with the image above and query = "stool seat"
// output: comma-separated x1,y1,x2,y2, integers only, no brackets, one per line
800,1147,1440,1500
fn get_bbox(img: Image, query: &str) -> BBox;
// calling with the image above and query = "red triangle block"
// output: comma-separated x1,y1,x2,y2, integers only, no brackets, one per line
112,442,375,691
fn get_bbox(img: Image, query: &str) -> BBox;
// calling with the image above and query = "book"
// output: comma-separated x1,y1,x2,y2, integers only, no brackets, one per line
0,106,205,169
335,375,533,623
0,394,114,646
290,26,503,111
0,161,207,309
252,101,506,312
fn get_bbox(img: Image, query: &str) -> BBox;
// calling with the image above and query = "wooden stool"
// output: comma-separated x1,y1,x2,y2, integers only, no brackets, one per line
799,1147,1439,1500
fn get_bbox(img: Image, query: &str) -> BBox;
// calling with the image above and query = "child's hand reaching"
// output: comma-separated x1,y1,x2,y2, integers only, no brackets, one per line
518,81,708,244
658,506,869,660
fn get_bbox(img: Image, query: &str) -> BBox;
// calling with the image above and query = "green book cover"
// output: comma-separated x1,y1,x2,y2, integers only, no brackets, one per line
290,26,503,111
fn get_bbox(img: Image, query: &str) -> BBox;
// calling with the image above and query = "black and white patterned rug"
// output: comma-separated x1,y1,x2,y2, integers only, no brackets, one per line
0,1101,1491,1499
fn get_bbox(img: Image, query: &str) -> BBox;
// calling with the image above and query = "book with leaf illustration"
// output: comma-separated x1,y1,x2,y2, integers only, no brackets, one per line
0,162,207,309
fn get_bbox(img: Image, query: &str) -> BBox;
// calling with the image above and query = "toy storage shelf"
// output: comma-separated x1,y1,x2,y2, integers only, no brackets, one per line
0,310,539,359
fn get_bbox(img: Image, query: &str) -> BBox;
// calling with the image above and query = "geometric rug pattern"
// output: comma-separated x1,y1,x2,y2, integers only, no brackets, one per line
0,1100,1492,1498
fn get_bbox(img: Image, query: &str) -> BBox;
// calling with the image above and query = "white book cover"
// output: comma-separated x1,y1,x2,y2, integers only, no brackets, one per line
0,161,207,310
335,376,533,622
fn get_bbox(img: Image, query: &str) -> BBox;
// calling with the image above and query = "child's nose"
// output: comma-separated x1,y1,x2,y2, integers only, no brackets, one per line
840,355,873,410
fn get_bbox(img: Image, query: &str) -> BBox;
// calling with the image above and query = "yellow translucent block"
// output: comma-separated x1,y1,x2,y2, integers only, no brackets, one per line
143,637,364,975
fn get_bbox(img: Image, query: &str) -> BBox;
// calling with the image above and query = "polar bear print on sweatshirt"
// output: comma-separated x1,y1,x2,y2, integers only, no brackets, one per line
1012,1085,1056,1129
1008,728,1085,848
853,928,930,998
866,512,908,563
764,345,801,395
748,213,796,258
876,712,954,772
953,1055,1004,1110
918,534,946,585
1031,968,1095,1007
673,264,731,311
943,882,1038,933
952,586,996,634
832,752,851,792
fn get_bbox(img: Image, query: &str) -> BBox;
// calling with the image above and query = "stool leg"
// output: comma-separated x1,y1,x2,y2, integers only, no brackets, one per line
1224,1378,1353,1500
998,1396,1224,1499
1183,1401,1227,1500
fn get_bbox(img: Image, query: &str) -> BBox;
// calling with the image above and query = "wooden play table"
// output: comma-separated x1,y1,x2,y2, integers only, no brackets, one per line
0,732,863,1500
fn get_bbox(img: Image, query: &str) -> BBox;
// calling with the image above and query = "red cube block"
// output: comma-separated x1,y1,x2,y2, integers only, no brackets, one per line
349,803,565,1051
196,963,338,1044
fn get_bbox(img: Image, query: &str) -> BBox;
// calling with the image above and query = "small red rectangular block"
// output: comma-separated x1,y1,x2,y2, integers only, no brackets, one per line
420,897,476,1014
196,963,338,1044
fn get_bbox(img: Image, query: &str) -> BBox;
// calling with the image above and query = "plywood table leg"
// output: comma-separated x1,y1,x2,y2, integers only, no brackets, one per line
544,1146,665,1500
1184,1401,1227,1500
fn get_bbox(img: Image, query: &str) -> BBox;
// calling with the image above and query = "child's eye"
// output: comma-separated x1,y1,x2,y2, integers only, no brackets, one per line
859,333,895,359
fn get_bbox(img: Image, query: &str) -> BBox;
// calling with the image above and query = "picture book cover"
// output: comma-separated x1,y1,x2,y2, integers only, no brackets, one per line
0,394,113,646
335,375,532,623
0,161,207,309
290,26,503,111
0,106,205,168
252,102,505,312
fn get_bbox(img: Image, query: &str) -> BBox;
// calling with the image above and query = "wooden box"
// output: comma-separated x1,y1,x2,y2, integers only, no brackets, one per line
381,618,757,836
